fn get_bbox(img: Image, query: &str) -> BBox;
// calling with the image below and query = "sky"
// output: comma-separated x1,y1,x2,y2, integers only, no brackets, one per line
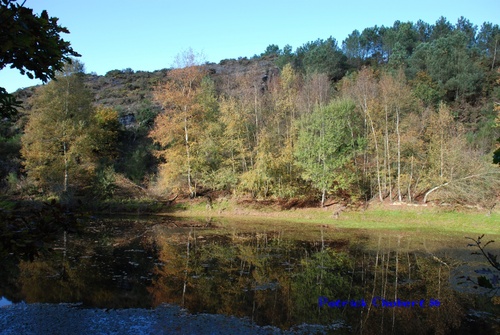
2,0,500,93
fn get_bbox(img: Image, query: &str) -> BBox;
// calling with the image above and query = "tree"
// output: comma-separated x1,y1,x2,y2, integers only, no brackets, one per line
149,50,207,196
421,103,500,205
21,61,97,195
92,106,121,164
0,0,80,117
494,103,500,165
301,37,347,81
379,70,416,202
360,26,385,64
295,99,361,206
268,64,301,196
261,44,281,57
342,29,366,68
409,31,484,102
275,44,295,69
477,22,500,70
341,68,383,201
430,16,454,41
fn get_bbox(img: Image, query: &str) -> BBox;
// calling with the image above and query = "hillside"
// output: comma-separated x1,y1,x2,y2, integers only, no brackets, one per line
5,16,500,209
14,57,278,127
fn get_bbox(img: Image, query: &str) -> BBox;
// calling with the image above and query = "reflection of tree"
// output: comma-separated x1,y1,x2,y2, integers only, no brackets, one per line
7,223,495,333
148,233,187,307
148,231,356,328
292,249,352,324
148,230,500,333
351,241,467,335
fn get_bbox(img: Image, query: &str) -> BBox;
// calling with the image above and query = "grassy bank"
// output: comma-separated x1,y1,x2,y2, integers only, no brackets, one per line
165,198,500,236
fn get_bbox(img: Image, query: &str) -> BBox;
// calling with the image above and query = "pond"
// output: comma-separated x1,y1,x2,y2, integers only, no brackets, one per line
0,215,499,334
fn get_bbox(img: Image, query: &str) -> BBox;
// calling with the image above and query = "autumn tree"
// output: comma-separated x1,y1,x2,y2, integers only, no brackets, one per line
341,67,383,201
149,50,208,196
379,70,417,201
268,64,301,196
189,77,227,190
422,103,500,205
21,60,112,196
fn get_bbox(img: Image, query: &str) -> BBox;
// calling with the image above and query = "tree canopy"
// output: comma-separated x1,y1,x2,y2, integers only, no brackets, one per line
4,15,500,208
0,0,80,117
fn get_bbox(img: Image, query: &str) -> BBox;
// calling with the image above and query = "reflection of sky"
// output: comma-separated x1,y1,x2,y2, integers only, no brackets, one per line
0,297,12,307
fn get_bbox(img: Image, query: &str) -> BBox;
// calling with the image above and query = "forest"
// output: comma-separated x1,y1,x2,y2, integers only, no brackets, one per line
2,15,500,210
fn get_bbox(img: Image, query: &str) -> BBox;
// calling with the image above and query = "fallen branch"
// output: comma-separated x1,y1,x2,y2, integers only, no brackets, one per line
423,172,500,203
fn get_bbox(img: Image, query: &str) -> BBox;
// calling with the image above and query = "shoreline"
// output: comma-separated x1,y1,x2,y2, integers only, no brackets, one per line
159,198,500,236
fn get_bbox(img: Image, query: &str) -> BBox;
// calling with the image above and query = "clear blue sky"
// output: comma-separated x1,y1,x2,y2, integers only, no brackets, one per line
2,0,499,92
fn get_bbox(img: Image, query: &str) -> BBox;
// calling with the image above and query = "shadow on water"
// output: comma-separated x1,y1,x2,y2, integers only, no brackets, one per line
0,214,499,334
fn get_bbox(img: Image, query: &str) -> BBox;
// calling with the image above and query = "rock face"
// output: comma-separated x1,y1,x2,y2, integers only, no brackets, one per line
207,57,279,95
118,113,136,128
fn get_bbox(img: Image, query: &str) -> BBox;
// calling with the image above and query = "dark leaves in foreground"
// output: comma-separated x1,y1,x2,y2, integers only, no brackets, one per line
465,234,500,292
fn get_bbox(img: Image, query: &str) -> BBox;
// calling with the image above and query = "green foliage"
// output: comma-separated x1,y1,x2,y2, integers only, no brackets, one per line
135,100,158,130
261,44,281,57
0,87,21,119
274,44,295,69
93,166,116,199
292,249,352,321
295,99,362,204
0,131,21,184
0,0,80,81
409,31,484,101
410,71,442,106
494,106,500,165
117,145,155,184
0,0,79,117
300,37,347,81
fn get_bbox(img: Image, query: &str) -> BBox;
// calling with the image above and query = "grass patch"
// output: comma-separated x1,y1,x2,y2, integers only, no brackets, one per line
166,200,500,236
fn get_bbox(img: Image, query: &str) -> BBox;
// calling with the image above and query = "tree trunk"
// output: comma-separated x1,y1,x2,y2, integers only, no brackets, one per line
407,155,414,202
184,112,193,197
423,173,500,203
492,38,498,71
396,106,402,202
367,111,383,202
63,142,68,193
384,105,392,200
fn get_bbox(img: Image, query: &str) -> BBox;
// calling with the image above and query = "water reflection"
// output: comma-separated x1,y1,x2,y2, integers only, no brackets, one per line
0,216,498,334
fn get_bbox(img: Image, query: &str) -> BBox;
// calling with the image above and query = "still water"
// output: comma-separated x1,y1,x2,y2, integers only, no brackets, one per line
0,215,498,334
